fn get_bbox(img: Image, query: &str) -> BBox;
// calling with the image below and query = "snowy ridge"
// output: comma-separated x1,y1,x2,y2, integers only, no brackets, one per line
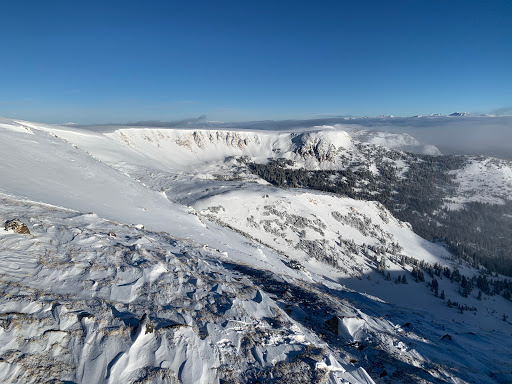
106,128,354,170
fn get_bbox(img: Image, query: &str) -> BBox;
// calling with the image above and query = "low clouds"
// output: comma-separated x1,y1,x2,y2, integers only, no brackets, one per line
125,115,208,127
488,106,512,116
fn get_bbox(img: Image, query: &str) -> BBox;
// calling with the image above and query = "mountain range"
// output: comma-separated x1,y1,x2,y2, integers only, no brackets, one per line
0,117,510,384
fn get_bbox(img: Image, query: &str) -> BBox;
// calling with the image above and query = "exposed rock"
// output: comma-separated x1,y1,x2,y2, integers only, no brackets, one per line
137,313,155,335
133,313,155,337
294,131,351,162
325,316,339,335
4,219,30,234
286,259,305,271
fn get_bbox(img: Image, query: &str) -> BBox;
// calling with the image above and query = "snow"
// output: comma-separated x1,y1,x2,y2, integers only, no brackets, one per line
0,116,510,383
328,124,442,155
0,195,383,384
193,187,451,274
0,125,206,238
444,156,512,209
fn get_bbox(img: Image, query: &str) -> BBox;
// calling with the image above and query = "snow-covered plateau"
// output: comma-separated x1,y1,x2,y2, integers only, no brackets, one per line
0,117,511,384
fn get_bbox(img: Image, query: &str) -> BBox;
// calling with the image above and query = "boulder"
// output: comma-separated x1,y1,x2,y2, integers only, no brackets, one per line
4,219,30,234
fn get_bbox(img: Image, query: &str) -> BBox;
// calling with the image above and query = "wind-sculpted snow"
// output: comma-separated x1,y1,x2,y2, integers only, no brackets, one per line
2,196,510,383
0,196,376,384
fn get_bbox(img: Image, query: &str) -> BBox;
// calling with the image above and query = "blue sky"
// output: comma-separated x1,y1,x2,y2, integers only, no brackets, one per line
1,0,511,124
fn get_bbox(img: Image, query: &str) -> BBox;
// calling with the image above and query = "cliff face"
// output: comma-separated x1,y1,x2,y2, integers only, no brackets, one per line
108,128,354,168
293,131,353,162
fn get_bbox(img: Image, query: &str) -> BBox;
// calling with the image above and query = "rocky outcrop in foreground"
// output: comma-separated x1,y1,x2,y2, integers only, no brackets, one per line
4,218,30,234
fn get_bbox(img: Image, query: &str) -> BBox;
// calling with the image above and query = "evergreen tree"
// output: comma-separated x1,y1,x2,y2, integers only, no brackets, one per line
378,256,386,273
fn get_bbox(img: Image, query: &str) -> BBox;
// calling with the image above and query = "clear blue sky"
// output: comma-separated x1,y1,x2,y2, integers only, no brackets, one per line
1,0,510,124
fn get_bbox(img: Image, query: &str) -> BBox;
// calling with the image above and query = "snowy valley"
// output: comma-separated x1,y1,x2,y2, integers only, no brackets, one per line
0,117,511,384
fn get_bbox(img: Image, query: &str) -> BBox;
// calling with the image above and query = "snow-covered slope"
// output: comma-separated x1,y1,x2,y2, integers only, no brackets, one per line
444,156,512,209
0,196,375,384
0,117,511,384
194,187,451,276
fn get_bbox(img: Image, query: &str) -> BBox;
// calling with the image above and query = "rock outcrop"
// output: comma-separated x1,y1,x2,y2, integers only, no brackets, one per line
4,218,30,234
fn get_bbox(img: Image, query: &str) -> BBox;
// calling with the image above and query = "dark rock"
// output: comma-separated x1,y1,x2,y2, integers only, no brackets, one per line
136,314,154,335
324,316,339,335
78,312,94,322
286,259,305,271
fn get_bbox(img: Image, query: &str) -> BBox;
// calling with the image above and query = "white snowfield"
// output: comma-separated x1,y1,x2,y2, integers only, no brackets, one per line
444,156,512,209
0,117,510,384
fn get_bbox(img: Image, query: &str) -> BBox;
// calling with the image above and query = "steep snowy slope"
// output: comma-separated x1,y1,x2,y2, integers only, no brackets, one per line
0,119,197,235
0,117,511,384
192,186,512,330
194,187,451,276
